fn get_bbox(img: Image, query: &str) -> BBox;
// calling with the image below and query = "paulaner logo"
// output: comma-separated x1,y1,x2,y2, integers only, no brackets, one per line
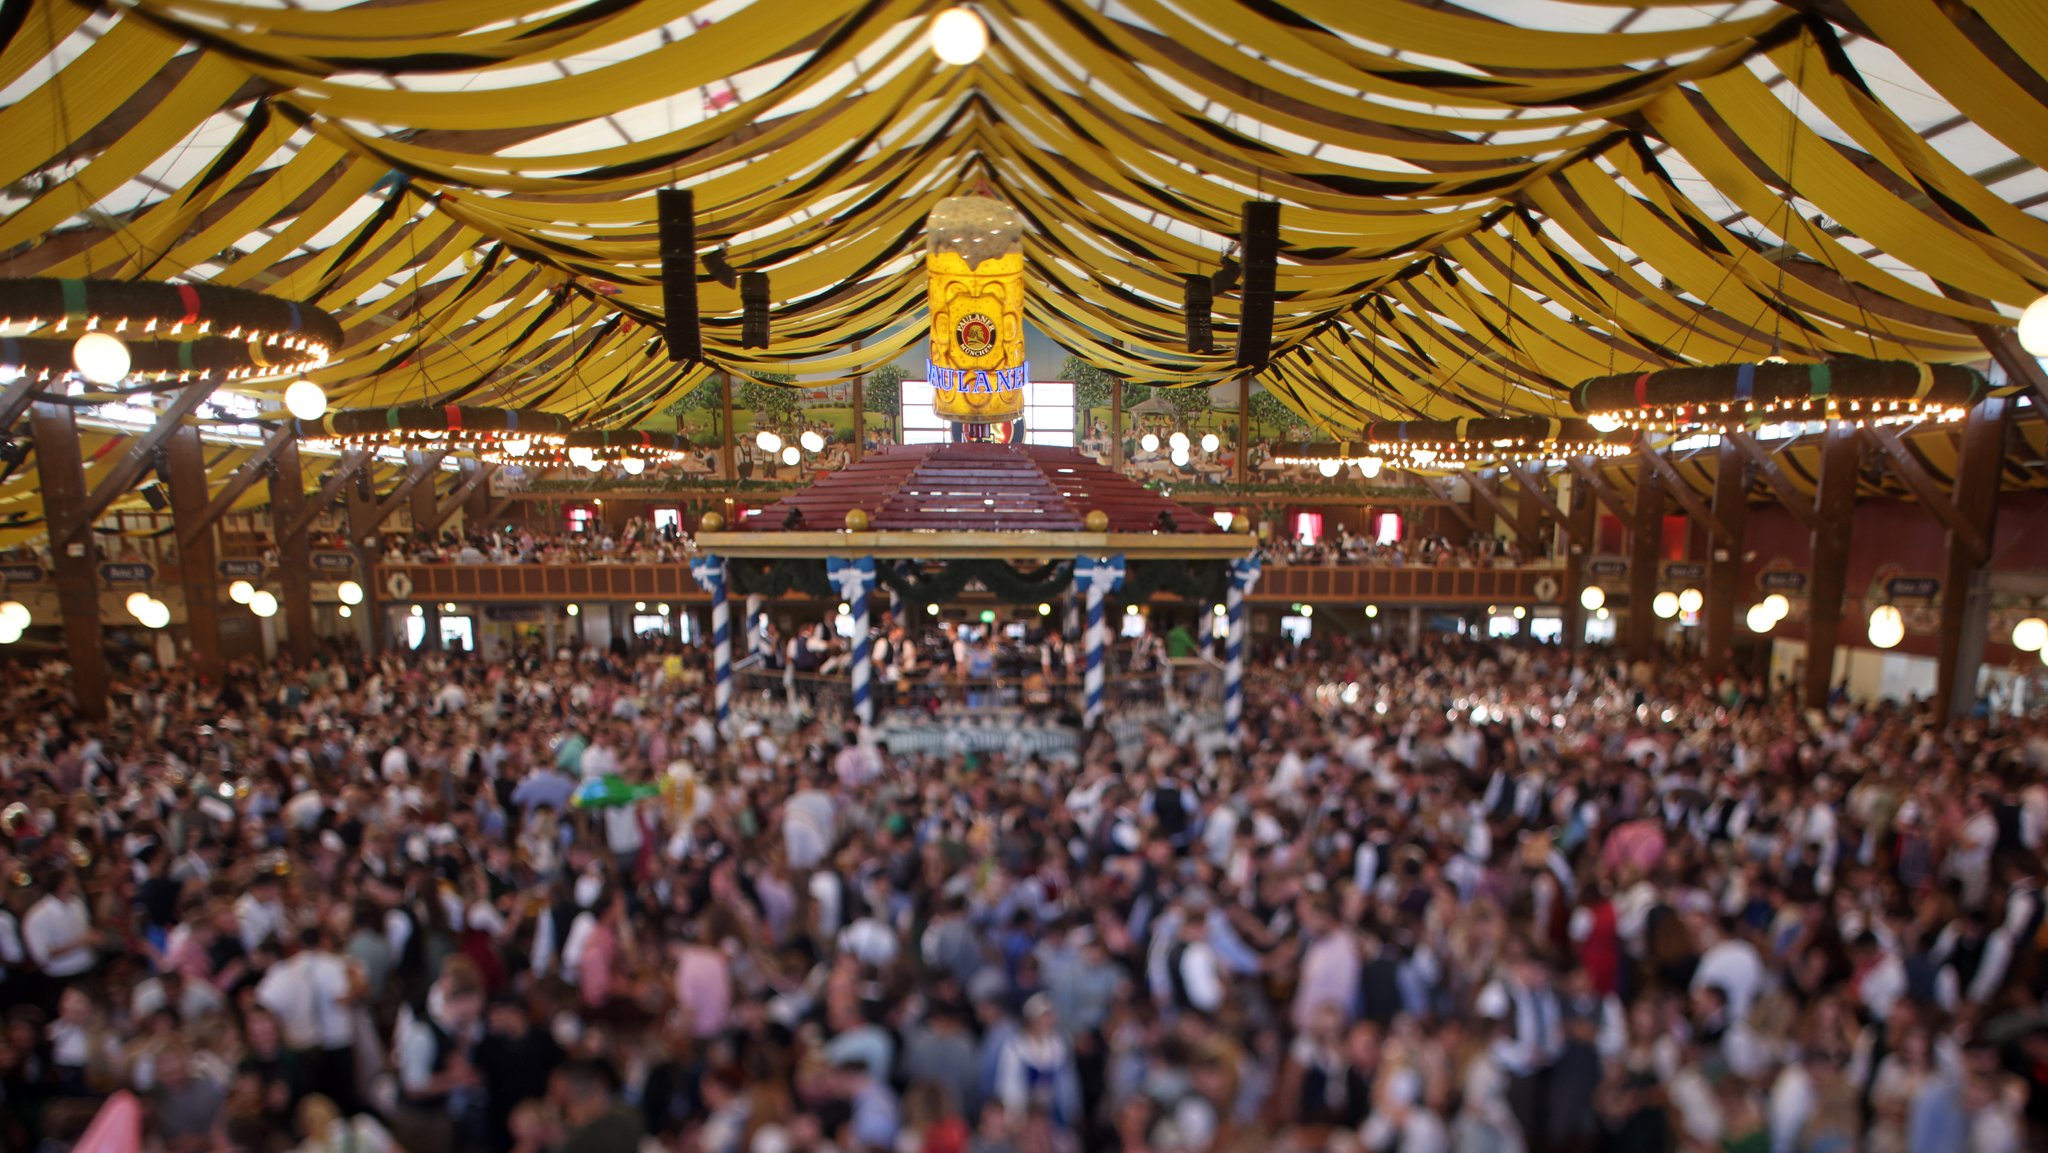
926,361,1030,395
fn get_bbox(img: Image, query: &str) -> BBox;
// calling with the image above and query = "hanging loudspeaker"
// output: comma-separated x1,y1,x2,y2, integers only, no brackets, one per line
1183,274,1213,355
740,272,770,348
657,189,703,364
1235,200,1279,370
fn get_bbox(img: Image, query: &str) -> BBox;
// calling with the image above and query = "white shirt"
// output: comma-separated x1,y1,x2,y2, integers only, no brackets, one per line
256,950,355,1049
22,894,95,977
1692,937,1766,1021
580,742,620,780
237,893,287,953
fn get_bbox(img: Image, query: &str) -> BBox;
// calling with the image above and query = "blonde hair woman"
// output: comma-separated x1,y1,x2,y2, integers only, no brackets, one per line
295,1092,403,1153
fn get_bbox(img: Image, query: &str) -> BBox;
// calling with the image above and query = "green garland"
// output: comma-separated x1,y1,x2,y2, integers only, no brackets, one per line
721,556,1225,611
881,559,1073,614
727,557,834,599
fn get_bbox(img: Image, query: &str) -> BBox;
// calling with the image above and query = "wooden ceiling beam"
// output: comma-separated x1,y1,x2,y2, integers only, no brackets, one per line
372,451,447,526
1867,427,1992,561
1722,431,1822,532
177,422,295,547
1564,457,1635,522
1635,442,1739,545
59,385,220,549
1502,462,1573,547
285,449,374,540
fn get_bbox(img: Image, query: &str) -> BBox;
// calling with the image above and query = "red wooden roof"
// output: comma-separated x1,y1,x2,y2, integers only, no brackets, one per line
740,443,1222,534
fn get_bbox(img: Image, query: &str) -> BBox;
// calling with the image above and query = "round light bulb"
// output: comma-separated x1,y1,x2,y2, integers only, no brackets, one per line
926,602,940,616
1587,412,1624,434
1365,604,1378,618
755,430,782,454
566,603,580,617
1038,603,1052,616
1410,448,1437,466
1171,446,1190,467
503,438,531,458
800,430,826,454
1140,433,1160,453
1868,604,1904,649
0,362,19,385
1318,459,1340,478
138,599,170,630
1299,605,1314,618
1512,606,1527,620
567,446,596,468
1677,587,1704,615
1359,457,1383,479
283,379,328,421
930,5,988,65
1596,607,1610,620
1652,591,1680,619
585,458,605,473
249,590,278,618
336,580,364,606
338,604,352,618
126,591,153,617
1168,431,1190,452
1762,593,1790,621
0,601,28,629
2021,294,2048,356
228,579,255,605
410,604,423,617
1580,585,1606,611
781,446,801,466
1200,433,1220,453
1747,603,1777,633
2015,617,2048,652
657,603,670,614
0,619,23,644
71,332,130,385
621,457,646,475
442,602,457,613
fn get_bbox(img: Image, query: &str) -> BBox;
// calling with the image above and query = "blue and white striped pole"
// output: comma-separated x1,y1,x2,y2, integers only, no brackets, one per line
827,556,877,728
1224,553,1263,741
689,555,731,738
1073,554,1126,730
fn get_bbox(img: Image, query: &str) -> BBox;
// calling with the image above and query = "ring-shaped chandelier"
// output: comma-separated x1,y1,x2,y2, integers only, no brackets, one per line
1364,417,1634,467
1572,358,1985,434
0,277,341,384
312,405,575,453
481,430,692,472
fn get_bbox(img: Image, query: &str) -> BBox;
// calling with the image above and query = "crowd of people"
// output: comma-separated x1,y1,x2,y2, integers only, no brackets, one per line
1,624,2046,1153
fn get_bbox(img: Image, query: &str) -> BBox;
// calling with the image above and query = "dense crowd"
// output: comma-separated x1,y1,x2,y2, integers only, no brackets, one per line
1,627,2046,1153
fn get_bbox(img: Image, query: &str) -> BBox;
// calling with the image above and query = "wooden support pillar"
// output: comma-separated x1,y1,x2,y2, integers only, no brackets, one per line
718,370,737,482
1627,454,1663,663
1937,398,2008,719
30,402,108,720
1562,474,1595,653
1704,439,1749,679
850,339,865,462
347,469,382,657
1515,478,1546,558
464,462,491,528
1804,426,1861,710
1110,379,1125,470
1235,376,1250,485
408,453,441,648
269,437,315,668
163,425,225,684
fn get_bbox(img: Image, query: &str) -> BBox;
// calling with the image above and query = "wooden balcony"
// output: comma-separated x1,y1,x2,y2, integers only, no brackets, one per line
376,562,1568,607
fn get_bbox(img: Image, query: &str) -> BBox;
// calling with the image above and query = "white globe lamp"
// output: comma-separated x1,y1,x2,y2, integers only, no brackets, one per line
930,6,988,65
71,332,130,385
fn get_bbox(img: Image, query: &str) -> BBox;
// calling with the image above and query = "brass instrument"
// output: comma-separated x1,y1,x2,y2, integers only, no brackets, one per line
0,801,28,835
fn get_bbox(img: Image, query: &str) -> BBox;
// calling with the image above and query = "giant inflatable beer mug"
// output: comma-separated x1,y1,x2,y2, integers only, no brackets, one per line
926,196,1028,424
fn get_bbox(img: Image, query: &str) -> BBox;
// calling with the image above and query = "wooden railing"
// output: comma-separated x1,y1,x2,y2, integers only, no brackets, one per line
375,562,1569,607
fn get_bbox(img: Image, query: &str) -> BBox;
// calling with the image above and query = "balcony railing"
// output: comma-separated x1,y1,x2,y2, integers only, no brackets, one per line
375,562,1569,607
